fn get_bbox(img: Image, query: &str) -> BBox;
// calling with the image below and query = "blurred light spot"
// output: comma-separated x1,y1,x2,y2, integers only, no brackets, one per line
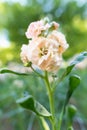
0,31,10,48
6,53,13,60
43,0,54,12
36,0,44,4
76,0,87,6
55,8,64,17
73,16,87,32
0,0,27,5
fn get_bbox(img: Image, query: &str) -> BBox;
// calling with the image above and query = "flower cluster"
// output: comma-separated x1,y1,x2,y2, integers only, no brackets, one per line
20,17,69,71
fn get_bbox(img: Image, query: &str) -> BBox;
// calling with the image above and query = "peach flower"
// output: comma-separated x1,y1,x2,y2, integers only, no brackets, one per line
21,37,63,71
20,44,29,64
21,18,69,71
25,20,49,39
25,18,59,39
48,30,69,54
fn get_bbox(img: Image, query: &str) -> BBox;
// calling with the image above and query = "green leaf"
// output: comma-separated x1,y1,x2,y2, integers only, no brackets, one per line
67,105,77,120
67,105,77,127
69,75,81,95
58,75,80,129
16,95,51,117
60,51,87,80
65,75,81,107
0,68,29,76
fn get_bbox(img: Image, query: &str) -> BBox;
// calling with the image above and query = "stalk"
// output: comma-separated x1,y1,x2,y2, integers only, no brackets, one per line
44,71,56,130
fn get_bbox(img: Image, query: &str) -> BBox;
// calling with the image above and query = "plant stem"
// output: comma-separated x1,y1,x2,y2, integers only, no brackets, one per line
30,66,44,78
44,71,56,130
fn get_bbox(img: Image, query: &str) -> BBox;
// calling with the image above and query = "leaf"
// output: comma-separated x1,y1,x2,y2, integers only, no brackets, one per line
65,75,81,107
69,75,81,95
60,51,87,80
58,75,80,128
67,105,77,127
0,69,29,76
67,105,77,120
16,95,51,117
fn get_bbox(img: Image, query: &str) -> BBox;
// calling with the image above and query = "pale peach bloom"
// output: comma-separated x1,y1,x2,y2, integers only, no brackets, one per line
39,53,62,71
48,30,69,53
20,44,29,63
25,18,59,39
23,37,62,71
21,18,69,71
25,20,50,39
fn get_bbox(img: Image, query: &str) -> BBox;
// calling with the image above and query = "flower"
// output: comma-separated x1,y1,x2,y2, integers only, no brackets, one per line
21,37,63,71
25,20,49,39
21,18,69,71
25,18,59,39
20,44,29,64
47,30,69,54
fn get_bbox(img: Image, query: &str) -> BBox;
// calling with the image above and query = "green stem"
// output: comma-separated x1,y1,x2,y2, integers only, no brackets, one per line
30,66,44,78
44,71,56,130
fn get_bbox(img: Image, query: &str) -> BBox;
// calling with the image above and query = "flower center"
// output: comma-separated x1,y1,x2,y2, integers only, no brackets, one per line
39,47,48,57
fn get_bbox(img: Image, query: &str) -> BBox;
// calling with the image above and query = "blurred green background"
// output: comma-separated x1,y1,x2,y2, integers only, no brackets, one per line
0,0,87,130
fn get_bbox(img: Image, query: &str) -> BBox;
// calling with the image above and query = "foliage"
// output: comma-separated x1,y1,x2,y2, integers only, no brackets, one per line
0,52,87,130
0,67,87,130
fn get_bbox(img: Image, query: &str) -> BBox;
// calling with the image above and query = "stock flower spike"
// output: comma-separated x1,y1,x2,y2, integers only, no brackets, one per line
20,17,69,71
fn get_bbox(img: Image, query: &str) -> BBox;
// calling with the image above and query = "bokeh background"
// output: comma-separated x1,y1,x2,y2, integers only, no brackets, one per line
0,0,87,130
